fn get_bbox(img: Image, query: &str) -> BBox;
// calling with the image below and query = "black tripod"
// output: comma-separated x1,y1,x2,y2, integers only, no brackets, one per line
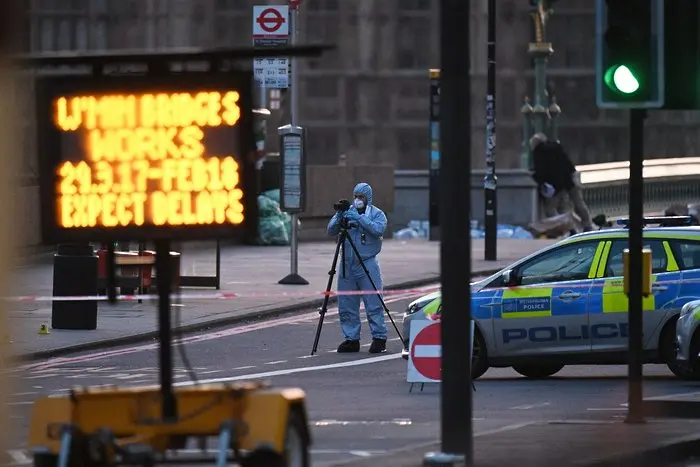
311,218,404,355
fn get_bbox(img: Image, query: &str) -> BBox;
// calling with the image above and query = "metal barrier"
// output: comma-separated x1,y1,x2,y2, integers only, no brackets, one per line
178,240,221,290
95,241,221,295
578,157,700,216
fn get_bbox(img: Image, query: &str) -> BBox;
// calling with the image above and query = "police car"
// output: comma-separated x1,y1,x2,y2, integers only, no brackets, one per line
402,217,700,380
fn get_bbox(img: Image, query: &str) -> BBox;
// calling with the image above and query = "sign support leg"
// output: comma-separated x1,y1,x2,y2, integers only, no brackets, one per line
625,108,646,425
278,5,308,286
155,238,177,422
215,239,221,290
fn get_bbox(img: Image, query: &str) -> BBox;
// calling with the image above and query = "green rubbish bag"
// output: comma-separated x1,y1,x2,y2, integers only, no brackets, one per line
257,216,290,245
261,189,281,204
257,194,281,218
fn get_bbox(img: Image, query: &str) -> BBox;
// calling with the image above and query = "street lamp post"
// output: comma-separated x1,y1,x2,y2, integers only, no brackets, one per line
520,0,563,169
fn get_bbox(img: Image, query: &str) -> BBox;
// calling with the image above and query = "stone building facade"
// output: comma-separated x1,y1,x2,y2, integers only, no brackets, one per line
18,0,700,181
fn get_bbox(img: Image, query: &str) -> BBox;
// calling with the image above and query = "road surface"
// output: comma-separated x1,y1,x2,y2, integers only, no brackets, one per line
4,286,698,466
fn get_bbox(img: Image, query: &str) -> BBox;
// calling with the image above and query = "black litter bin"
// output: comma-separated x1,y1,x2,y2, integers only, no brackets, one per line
51,243,99,330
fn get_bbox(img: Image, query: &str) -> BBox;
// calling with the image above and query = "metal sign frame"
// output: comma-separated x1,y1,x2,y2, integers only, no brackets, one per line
35,70,257,244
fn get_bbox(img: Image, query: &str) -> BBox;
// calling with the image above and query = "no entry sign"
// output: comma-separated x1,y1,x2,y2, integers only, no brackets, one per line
253,5,289,38
406,319,476,384
407,321,442,382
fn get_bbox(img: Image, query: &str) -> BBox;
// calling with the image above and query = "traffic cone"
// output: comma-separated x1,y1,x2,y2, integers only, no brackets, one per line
38,323,50,335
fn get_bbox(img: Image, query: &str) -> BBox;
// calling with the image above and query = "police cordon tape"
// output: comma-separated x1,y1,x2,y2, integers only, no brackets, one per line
3,276,700,302
0,286,442,302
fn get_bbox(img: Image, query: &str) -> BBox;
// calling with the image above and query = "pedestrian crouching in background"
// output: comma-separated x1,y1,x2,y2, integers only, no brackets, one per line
529,133,596,232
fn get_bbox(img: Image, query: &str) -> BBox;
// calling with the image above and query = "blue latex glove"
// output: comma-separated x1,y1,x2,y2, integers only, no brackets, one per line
344,210,361,222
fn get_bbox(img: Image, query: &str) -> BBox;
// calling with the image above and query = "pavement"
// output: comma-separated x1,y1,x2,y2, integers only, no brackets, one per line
6,238,554,360
5,294,700,466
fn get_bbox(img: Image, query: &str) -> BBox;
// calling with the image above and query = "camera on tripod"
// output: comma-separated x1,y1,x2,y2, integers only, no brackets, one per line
334,199,351,212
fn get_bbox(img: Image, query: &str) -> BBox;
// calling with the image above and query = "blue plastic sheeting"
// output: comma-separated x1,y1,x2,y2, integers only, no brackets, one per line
394,220,534,240
256,189,292,246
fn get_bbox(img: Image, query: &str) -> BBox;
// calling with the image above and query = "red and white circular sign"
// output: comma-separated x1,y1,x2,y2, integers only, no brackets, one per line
410,322,442,381
256,7,286,34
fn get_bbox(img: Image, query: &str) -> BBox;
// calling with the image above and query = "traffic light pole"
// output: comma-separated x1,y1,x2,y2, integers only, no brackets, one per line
423,1,473,466
626,108,646,424
483,0,497,261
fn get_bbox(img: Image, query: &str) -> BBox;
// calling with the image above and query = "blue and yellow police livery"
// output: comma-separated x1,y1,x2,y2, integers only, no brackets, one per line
402,221,700,380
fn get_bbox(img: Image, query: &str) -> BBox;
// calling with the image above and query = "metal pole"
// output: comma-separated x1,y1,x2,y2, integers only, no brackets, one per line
290,4,300,277
424,0,473,465
155,239,177,422
626,109,646,424
484,0,497,261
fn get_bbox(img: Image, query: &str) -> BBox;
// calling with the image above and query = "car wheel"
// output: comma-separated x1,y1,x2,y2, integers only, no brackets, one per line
32,453,57,467
512,363,564,379
472,328,489,380
241,409,309,467
666,326,700,381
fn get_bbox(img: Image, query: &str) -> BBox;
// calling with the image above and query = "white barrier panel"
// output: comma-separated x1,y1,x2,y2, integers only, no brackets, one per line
406,319,475,384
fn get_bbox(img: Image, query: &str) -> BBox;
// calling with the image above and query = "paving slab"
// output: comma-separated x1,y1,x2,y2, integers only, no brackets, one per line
330,418,700,467
5,238,555,359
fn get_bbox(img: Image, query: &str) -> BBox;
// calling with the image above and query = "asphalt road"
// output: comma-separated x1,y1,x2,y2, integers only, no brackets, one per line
5,287,700,466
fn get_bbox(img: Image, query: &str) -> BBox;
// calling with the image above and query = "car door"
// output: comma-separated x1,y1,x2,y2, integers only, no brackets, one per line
588,238,681,353
493,240,603,356
668,239,700,304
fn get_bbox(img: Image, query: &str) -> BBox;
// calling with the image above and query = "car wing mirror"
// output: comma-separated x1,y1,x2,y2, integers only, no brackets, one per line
502,269,517,286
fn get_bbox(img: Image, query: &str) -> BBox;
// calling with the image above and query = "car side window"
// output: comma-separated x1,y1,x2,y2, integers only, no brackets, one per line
517,242,600,286
604,239,667,277
669,240,700,270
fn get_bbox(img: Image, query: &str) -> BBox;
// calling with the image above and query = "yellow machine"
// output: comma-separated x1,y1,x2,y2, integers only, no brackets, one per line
28,382,310,467
22,45,329,467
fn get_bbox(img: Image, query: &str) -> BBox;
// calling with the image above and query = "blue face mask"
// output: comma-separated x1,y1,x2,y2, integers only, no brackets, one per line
354,199,365,209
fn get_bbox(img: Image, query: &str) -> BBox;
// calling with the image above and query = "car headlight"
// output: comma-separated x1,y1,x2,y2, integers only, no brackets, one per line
406,297,435,315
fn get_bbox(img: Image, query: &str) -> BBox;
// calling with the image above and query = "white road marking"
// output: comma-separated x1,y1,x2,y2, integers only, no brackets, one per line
264,360,288,365
7,449,31,464
587,407,626,411
348,451,377,457
509,402,549,410
473,422,537,437
231,366,256,370
175,354,401,387
10,392,38,397
644,390,700,401
314,419,413,426
155,448,388,457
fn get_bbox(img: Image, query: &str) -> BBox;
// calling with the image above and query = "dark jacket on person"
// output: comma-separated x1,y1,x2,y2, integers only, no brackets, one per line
531,141,576,192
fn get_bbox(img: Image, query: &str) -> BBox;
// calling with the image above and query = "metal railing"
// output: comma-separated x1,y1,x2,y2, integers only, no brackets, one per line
578,158,700,217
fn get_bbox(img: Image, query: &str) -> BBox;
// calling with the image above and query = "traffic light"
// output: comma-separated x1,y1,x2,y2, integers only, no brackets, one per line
661,0,700,109
595,0,665,108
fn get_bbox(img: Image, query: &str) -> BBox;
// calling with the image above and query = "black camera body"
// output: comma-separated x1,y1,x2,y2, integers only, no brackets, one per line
334,199,351,212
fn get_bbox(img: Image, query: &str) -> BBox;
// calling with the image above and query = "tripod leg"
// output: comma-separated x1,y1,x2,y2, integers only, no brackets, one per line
311,230,345,355
344,235,404,343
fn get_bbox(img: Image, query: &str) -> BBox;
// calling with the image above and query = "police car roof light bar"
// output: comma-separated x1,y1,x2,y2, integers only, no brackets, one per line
615,216,693,228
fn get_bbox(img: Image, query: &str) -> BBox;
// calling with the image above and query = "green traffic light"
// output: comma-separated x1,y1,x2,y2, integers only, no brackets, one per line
604,65,640,94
